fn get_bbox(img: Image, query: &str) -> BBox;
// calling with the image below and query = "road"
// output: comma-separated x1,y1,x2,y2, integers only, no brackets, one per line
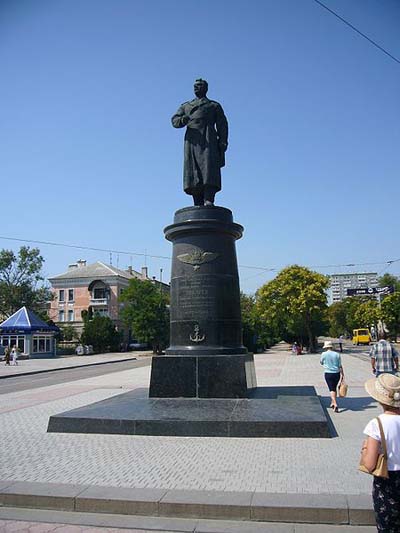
0,358,151,395
345,343,371,362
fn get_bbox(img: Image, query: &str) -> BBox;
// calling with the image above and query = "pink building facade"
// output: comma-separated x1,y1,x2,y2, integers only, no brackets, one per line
48,260,160,339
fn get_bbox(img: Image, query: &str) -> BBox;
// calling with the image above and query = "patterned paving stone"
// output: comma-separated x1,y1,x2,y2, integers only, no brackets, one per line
0,344,376,495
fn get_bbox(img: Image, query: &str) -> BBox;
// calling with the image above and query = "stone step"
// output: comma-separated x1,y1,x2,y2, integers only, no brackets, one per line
0,480,374,526
0,507,377,532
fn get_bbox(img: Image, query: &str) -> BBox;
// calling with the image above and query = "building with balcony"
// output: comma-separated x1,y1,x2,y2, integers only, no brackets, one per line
328,272,378,304
48,260,168,339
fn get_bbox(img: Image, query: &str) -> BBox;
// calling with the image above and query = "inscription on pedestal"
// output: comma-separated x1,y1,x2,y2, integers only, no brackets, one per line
174,275,218,320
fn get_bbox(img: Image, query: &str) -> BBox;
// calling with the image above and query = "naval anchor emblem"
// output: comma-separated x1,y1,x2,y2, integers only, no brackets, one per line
177,248,219,271
190,324,205,343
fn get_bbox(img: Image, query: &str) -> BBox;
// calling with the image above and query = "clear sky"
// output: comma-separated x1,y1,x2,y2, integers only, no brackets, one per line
1,0,399,293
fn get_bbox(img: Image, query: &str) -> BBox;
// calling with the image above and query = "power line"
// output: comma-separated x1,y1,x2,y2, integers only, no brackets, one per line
0,235,171,261
0,235,399,277
313,0,400,66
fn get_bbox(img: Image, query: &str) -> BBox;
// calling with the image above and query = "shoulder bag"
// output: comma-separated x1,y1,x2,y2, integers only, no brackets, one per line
359,417,389,478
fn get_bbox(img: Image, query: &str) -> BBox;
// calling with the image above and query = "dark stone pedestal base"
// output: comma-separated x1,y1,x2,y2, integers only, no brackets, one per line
47,386,331,438
149,353,257,398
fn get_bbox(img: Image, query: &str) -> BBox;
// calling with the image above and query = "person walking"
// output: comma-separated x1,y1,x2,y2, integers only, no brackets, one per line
361,373,400,532
4,345,10,366
11,345,19,366
338,335,344,353
370,332,398,377
320,340,344,412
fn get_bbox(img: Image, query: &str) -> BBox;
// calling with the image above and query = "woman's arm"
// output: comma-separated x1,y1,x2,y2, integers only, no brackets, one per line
360,436,380,472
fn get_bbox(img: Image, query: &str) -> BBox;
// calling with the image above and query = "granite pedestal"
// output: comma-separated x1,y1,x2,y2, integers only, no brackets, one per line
47,386,331,438
150,206,256,399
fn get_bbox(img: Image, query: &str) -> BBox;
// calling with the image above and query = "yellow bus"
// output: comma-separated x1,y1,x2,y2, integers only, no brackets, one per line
352,329,372,346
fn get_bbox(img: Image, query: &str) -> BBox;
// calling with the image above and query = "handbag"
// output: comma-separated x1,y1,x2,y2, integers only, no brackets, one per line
338,380,348,397
359,417,389,478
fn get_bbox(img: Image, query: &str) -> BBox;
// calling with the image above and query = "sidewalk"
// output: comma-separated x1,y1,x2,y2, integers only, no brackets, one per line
0,341,378,529
0,351,152,379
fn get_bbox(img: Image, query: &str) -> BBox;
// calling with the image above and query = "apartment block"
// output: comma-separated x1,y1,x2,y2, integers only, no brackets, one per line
329,272,378,303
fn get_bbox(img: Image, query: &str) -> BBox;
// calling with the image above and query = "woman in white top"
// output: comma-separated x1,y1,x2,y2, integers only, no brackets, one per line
361,373,400,532
11,346,18,366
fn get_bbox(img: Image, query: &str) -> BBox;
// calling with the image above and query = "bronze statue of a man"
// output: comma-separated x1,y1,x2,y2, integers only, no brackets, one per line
172,79,228,206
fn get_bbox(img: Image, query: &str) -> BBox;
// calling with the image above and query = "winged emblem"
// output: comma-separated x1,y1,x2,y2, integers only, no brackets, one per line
177,249,219,270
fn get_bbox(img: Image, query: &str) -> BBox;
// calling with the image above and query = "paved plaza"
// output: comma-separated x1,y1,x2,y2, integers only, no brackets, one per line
0,342,380,530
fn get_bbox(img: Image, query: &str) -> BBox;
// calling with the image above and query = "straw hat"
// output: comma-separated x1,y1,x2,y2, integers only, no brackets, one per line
323,341,333,349
365,374,400,408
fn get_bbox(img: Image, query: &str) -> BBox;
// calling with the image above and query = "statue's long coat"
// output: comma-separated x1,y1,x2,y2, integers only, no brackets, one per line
172,97,228,195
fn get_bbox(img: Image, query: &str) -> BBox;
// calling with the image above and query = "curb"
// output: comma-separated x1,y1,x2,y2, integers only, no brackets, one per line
0,480,375,526
0,356,151,380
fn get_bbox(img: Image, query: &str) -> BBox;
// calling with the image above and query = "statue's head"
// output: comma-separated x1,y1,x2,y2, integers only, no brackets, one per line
194,78,208,98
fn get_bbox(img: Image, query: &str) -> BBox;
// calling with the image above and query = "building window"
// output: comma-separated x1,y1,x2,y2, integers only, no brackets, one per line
59,289,65,302
68,310,74,322
59,310,65,322
0,335,25,353
94,308,109,317
33,336,51,353
93,287,106,300
68,289,74,302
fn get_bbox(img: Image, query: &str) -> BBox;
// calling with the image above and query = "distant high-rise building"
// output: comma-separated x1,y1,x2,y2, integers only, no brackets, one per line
328,272,378,303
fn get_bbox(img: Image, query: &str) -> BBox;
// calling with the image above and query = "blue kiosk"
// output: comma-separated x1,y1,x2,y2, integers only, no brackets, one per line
0,306,59,359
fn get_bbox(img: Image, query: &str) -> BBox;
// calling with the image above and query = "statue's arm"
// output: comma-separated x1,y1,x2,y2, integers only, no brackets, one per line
171,105,189,128
215,104,228,150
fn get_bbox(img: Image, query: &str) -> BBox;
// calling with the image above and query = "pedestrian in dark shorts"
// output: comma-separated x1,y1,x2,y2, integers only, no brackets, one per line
320,340,344,413
361,374,400,532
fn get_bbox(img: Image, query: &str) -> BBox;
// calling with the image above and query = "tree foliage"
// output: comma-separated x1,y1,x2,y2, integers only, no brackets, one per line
327,299,352,337
352,298,381,332
256,265,329,352
59,324,78,342
328,296,382,337
80,315,121,353
0,246,51,318
119,278,169,353
378,273,400,292
381,292,400,340
241,292,277,351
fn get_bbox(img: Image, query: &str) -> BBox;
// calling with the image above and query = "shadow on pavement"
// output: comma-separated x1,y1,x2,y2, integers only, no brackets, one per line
320,395,377,413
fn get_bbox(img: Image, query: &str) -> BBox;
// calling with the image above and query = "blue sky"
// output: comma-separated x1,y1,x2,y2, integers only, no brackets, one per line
1,0,399,293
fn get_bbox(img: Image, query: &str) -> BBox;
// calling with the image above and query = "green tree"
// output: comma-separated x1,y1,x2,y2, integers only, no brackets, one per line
59,324,78,342
119,278,169,353
80,315,121,353
378,273,400,292
256,265,329,352
381,292,400,340
241,292,278,351
327,299,352,337
0,246,52,318
353,298,381,332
